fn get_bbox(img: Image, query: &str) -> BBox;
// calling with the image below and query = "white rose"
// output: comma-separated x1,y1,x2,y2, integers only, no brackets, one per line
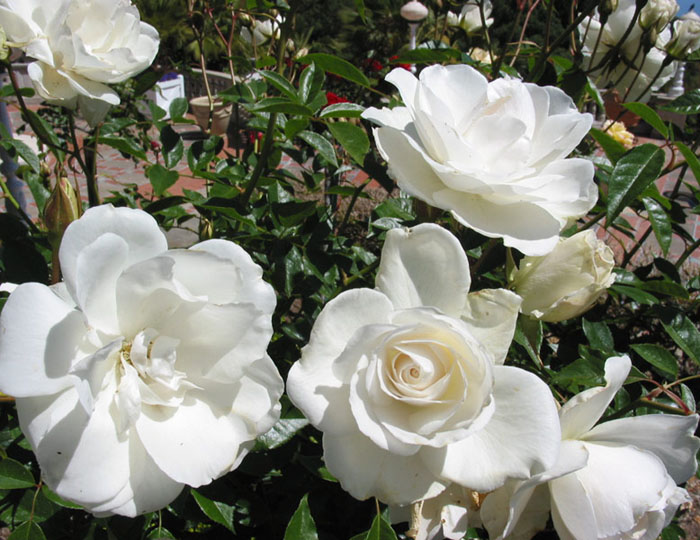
481,355,700,540
362,65,597,256
667,11,700,59
287,223,561,505
579,0,677,102
639,0,679,32
241,14,284,46
447,1,493,34
0,205,283,517
509,230,616,322
0,0,159,126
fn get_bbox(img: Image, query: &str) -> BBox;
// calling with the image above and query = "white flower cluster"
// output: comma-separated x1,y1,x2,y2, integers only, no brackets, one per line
0,0,159,125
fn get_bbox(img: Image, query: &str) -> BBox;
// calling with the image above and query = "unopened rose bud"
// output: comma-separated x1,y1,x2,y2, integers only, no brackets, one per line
666,11,700,59
639,0,678,32
509,230,615,322
599,0,619,18
0,26,8,61
199,217,214,241
44,175,81,249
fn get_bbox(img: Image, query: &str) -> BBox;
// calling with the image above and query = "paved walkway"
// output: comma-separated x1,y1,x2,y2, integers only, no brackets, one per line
3,101,699,270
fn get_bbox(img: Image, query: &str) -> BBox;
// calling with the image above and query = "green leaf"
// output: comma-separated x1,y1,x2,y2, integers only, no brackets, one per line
9,138,40,174
660,89,700,114
327,122,369,165
98,135,148,160
642,197,672,256
258,70,298,100
354,0,366,22
363,514,398,540
320,103,365,118
147,164,179,197
639,279,688,299
249,97,314,116
299,53,370,87
0,458,35,489
610,284,659,304
257,418,309,450
393,48,461,64
582,319,614,352
630,344,678,378
168,97,189,121
8,521,46,540
284,494,318,540
298,130,337,167
24,110,63,159
589,127,626,164
191,490,235,532
285,118,309,140
41,486,82,509
606,144,665,223
662,315,700,366
513,316,542,367
298,62,325,105
675,141,700,184
622,103,669,139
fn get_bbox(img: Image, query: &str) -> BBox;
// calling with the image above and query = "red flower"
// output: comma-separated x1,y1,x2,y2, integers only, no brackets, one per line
362,58,384,72
389,55,412,71
325,91,350,106
150,140,161,151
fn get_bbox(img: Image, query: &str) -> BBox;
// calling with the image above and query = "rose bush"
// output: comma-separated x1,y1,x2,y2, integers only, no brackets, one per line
0,0,159,125
579,0,677,102
0,205,283,516
481,355,699,540
287,223,560,505
509,230,616,322
362,65,597,256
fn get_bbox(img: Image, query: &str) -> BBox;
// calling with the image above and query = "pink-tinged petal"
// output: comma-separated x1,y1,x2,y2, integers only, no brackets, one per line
287,289,394,430
323,431,447,505
59,205,167,301
422,366,560,492
0,283,86,397
559,355,630,440
461,289,521,365
584,413,700,484
375,223,470,316
136,397,251,487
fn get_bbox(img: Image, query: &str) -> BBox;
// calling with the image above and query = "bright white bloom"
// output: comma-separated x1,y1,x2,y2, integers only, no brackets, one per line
287,223,560,505
446,1,493,34
362,65,596,256
639,0,679,32
391,484,482,540
509,230,616,322
0,0,159,125
481,355,700,540
241,14,284,46
0,205,283,517
667,11,700,59
579,0,677,102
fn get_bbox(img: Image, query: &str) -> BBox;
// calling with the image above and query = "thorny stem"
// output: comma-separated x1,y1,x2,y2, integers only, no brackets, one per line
338,177,371,235
479,0,494,71
602,396,692,422
544,0,554,50
621,220,652,268
329,259,380,301
579,211,605,231
84,125,100,207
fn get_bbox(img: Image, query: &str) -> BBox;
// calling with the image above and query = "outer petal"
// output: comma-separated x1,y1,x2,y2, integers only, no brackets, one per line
286,288,394,430
559,355,630,440
583,413,700,483
17,384,133,510
59,205,167,302
551,441,688,540
461,288,522,365
422,365,560,492
135,396,252,487
323,431,447,505
375,223,470,316
0,283,86,397
481,440,589,540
